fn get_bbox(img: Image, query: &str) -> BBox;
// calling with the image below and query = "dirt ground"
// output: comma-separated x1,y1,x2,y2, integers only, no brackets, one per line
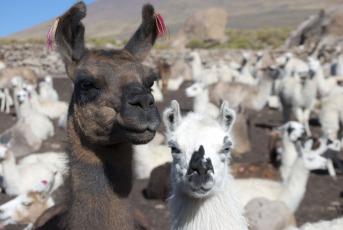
0,76,342,230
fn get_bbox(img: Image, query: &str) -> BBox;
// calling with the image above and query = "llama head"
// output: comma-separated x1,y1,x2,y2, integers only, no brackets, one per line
0,176,55,226
0,57,6,70
164,100,236,198
0,143,10,161
16,89,29,104
185,81,206,97
54,1,161,145
300,138,328,171
44,75,53,87
188,51,201,63
277,121,306,142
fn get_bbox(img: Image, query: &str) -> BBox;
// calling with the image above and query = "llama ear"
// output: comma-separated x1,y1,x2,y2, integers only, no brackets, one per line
304,139,313,151
218,101,236,133
54,1,87,79
124,4,158,63
163,100,182,133
36,173,56,203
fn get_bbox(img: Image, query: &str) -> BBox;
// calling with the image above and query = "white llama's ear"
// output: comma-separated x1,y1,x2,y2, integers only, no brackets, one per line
218,101,236,133
163,100,182,133
304,139,313,151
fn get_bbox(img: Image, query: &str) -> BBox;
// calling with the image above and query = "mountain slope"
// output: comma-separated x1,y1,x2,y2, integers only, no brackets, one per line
4,0,339,40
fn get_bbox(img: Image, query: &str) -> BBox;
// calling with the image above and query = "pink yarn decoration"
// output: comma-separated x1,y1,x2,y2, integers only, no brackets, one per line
47,18,60,51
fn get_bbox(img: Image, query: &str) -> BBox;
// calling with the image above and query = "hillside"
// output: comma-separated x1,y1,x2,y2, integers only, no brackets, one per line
4,0,341,40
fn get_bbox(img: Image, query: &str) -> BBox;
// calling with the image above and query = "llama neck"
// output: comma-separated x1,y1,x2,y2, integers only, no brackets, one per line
28,90,42,113
280,156,309,212
314,67,329,94
193,88,209,113
18,99,32,121
171,174,248,230
280,135,298,181
336,54,343,75
251,75,273,110
65,117,134,230
191,58,203,81
1,150,22,194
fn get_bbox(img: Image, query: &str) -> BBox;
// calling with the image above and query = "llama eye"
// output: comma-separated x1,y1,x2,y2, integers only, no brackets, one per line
80,81,94,91
171,146,181,154
21,202,32,207
222,148,230,154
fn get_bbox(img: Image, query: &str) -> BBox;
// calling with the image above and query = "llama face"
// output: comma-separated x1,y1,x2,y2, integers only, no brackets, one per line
55,2,161,145
0,144,9,160
164,100,236,198
283,121,306,142
188,51,200,63
70,52,160,145
0,60,5,70
16,90,28,104
300,139,328,171
0,192,53,226
0,175,55,226
185,82,205,97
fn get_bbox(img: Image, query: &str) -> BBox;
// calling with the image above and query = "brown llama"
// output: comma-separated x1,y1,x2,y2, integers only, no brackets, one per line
34,1,162,229
156,58,171,92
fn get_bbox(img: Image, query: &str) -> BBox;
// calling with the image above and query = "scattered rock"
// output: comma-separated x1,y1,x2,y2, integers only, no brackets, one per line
245,197,296,230
172,8,227,48
285,4,343,59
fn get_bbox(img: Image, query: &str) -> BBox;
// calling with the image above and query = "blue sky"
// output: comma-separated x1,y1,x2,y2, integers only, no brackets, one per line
0,0,97,38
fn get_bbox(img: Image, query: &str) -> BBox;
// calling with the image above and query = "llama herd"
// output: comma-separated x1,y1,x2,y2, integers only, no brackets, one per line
0,1,342,230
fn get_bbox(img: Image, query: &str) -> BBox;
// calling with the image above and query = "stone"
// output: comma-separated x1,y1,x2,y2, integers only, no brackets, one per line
172,8,227,48
245,197,296,230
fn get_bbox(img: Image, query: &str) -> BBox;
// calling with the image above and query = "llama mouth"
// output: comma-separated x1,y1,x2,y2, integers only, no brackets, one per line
191,186,213,195
123,127,156,144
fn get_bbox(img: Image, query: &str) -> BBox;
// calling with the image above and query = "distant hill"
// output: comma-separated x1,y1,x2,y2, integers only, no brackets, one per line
4,0,340,40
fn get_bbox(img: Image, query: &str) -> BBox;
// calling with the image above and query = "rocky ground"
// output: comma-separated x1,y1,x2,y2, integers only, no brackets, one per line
0,75,342,230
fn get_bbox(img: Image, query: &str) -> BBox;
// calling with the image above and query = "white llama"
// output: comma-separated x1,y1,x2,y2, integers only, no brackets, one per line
164,100,248,230
277,67,317,136
39,75,59,101
235,124,328,212
0,174,56,227
0,143,65,195
188,51,219,85
185,81,220,117
16,89,54,140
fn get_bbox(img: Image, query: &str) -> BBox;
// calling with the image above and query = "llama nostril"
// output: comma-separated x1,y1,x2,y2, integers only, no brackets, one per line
128,94,155,111
0,209,3,214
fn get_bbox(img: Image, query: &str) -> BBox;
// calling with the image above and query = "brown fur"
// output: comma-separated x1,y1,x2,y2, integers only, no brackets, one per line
156,58,171,92
33,204,151,230
209,67,279,111
231,107,251,155
143,162,172,201
35,2,161,230
12,192,52,225
0,66,37,87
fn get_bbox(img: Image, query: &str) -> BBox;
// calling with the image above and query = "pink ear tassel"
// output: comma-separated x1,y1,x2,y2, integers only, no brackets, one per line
42,180,48,185
47,18,60,51
155,13,168,39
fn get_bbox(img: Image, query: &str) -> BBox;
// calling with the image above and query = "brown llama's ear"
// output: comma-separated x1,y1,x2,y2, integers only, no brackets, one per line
218,101,236,133
163,100,182,133
54,1,87,79
124,4,158,63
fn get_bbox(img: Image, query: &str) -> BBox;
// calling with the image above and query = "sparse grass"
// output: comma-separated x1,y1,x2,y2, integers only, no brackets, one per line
85,37,117,47
214,27,293,50
0,27,292,50
0,38,46,45
186,39,206,49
